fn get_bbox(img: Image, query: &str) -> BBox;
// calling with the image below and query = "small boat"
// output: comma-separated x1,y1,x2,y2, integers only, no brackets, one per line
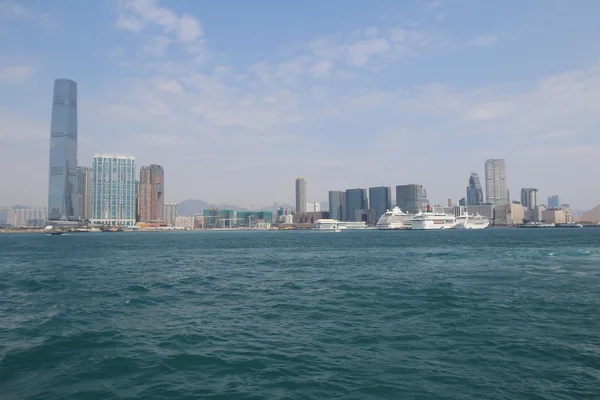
46,231,65,236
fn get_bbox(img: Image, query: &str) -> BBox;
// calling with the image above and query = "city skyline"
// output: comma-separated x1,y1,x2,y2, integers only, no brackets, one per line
2,0,600,209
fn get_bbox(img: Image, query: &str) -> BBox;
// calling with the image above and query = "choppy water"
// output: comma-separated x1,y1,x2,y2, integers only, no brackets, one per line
1,229,600,399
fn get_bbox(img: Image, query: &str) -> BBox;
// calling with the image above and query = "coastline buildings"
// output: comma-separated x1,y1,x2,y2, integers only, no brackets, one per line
466,173,484,206
305,202,321,212
91,154,136,227
396,184,423,214
164,202,178,226
369,186,392,222
484,159,508,205
295,178,306,214
328,191,346,221
548,195,560,209
48,79,78,221
521,188,540,221
138,165,165,222
76,166,92,221
345,188,368,222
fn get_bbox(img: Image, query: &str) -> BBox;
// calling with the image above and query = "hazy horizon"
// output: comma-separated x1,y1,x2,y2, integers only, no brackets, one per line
2,0,600,210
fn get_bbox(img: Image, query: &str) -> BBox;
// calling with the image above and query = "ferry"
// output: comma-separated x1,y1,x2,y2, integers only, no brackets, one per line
410,207,456,230
376,206,413,230
315,219,341,231
454,214,490,229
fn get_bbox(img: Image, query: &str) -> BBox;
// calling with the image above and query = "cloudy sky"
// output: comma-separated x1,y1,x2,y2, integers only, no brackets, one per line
1,0,600,210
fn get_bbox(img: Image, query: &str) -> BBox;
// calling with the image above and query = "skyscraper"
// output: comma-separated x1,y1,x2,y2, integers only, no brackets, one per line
345,188,368,222
76,166,92,221
48,79,78,221
91,154,136,227
328,191,346,221
396,184,423,214
138,165,165,222
164,203,178,226
466,172,484,206
369,186,392,222
484,159,508,205
295,177,306,213
521,188,539,221
548,195,560,209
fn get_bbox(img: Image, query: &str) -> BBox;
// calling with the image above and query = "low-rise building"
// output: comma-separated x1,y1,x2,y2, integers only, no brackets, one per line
541,209,567,224
494,204,524,226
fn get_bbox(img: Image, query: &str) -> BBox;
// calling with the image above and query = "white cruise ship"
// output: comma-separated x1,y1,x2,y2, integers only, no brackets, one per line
410,209,457,230
376,206,413,230
454,214,490,229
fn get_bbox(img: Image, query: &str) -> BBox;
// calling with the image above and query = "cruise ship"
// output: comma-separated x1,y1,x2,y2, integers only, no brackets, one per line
376,206,413,230
454,214,490,229
410,208,457,230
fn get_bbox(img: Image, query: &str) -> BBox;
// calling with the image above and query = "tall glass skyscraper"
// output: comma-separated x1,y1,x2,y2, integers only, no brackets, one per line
396,184,423,214
345,188,367,222
484,159,508,205
328,191,346,221
466,172,484,206
48,79,78,221
91,154,136,227
369,186,392,222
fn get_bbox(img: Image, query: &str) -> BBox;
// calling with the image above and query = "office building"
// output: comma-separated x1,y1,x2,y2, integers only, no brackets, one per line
396,184,423,214
466,172,484,206
521,188,539,221
91,154,136,227
138,165,165,222
76,166,92,221
328,191,346,221
295,177,306,214
369,186,392,222
345,188,368,222
494,204,525,226
164,202,178,226
48,79,78,221
548,195,560,210
459,198,466,207
305,202,321,212
484,159,508,205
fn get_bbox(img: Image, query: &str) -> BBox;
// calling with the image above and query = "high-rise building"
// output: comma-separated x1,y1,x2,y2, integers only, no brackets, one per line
369,186,392,222
164,203,178,226
76,166,92,221
345,188,367,222
138,165,165,222
466,172,484,206
328,191,346,221
91,154,136,227
396,184,423,214
548,195,560,209
305,202,320,212
521,188,538,209
521,188,539,222
295,177,306,214
48,79,78,221
484,159,508,205
459,198,466,207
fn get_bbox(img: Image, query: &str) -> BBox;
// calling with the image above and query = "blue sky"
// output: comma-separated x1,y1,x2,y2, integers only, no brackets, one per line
1,0,600,209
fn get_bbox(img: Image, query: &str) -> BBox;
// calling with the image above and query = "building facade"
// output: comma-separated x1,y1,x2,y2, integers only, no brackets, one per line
328,191,346,221
48,79,78,221
91,154,136,226
369,186,392,222
305,202,321,212
138,165,165,222
484,159,508,205
345,188,368,222
164,202,178,226
295,177,306,214
548,195,560,209
466,172,484,206
76,166,92,221
396,184,423,214
494,204,524,226
521,188,539,221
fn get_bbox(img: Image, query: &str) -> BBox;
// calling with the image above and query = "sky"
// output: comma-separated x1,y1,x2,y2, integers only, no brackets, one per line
1,0,600,210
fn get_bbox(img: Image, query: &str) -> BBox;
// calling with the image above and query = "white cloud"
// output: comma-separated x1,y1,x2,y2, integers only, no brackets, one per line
154,77,184,94
347,38,390,66
469,34,499,47
143,36,170,56
0,65,35,84
427,1,443,10
310,61,332,78
0,0,55,31
177,14,203,42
